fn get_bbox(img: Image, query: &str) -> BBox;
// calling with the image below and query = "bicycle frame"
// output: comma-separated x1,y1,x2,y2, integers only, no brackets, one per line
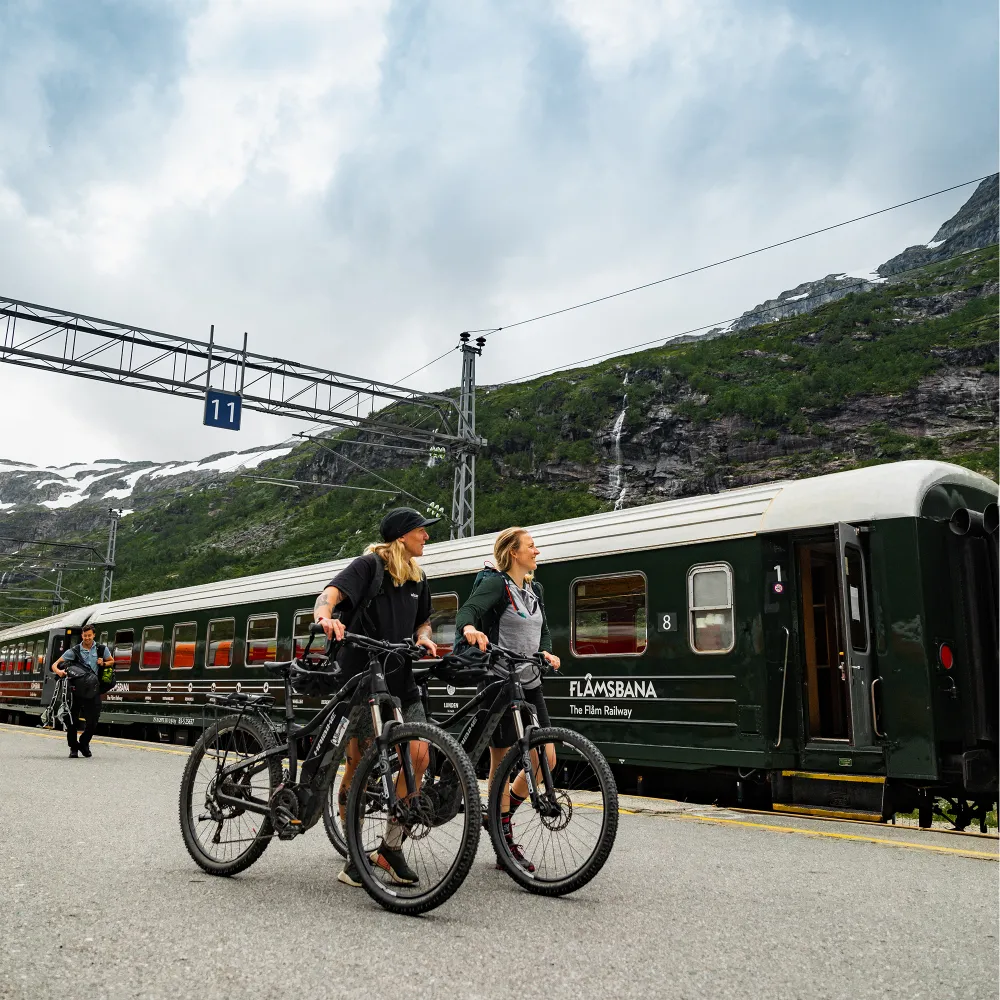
209,646,412,830
430,661,560,813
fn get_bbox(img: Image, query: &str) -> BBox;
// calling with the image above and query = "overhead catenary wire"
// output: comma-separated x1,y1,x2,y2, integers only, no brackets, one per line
235,475,396,494
488,243,998,390
295,433,453,522
467,174,994,340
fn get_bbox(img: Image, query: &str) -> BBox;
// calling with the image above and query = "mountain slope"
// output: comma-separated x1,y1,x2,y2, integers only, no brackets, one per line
1,202,997,623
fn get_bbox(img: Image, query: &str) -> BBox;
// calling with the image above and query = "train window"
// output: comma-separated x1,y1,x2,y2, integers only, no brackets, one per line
572,573,648,657
99,632,108,647
430,594,459,656
292,611,314,658
140,626,164,670
245,614,278,666
688,563,735,654
17,643,27,673
0,646,6,672
171,622,197,669
114,630,134,672
34,639,45,673
206,619,235,668
843,547,869,652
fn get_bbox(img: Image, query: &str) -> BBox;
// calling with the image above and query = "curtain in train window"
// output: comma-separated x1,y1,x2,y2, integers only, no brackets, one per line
34,639,45,673
206,619,235,668
140,626,164,669
687,563,735,654
572,574,648,656
114,630,134,672
430,594,459,655
245,615,278,666
171,622,197,669
293,610,313,658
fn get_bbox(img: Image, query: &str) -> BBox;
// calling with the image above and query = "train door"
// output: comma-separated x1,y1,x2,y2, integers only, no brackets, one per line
795,528,877,749
40,630,76,706
835,523,877,748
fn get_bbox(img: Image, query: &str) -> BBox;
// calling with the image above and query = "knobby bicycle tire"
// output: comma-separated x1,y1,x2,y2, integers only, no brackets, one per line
345,721,481,915
179,714,282,876
488,726,618,896
321,746,349,858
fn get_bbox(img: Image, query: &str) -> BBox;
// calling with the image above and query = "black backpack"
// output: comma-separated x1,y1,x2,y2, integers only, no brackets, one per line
66,644,113,698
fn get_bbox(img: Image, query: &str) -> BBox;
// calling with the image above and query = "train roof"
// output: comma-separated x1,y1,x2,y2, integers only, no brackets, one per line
0,605,105,644
1,460,994,633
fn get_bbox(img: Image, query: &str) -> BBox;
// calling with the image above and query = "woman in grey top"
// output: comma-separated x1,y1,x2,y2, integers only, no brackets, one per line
455,527,561,871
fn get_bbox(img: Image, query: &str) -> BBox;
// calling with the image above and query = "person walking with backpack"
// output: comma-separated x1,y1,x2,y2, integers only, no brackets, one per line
50,624,113,758
455,526,560,871
313,507,440,888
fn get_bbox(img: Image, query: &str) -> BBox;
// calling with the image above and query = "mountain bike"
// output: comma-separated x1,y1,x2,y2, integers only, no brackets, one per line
427,643,618,896
178,627,480,915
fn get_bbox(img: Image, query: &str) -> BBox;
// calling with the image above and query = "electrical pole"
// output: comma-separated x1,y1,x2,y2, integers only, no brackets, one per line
100,509,122,603
52,564,64,615
451,333,485,539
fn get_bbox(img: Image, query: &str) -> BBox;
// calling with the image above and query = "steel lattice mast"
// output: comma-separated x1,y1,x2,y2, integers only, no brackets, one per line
451,333,485,539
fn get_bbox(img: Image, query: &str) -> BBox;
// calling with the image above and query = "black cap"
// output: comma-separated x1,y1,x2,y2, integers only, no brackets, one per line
379,507,440,543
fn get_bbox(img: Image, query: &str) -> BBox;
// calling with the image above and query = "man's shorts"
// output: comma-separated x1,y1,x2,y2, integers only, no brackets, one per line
348,696,427,743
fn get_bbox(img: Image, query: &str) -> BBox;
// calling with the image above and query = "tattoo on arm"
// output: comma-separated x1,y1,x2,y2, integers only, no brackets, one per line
416,622,432,639
313,587,337,621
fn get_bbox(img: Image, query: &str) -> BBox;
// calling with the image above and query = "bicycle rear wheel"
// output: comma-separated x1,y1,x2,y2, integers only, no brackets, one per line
179,714,281,876
488,726,618,895
321,747,349,858
346,721,480,915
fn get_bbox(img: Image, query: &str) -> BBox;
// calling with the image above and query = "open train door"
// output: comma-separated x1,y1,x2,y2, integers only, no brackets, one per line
835,523,877,749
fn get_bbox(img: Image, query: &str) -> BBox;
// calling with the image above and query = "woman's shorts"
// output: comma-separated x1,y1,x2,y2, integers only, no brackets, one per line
348,696,426,743
490,684,550,748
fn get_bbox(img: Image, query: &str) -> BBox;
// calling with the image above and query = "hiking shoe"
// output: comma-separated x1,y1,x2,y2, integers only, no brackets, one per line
68,750,79,759
506,839,535,873
370,844,419,885
337,860,362,887
80,747,92,758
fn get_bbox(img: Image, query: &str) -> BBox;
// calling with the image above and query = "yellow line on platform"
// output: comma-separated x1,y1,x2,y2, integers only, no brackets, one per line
0,724,191,757
677,813,998,861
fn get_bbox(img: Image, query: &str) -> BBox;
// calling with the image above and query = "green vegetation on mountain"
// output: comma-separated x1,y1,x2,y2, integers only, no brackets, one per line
3,245,996,619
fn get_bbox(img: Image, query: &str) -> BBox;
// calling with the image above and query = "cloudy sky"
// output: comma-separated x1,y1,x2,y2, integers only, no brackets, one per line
1,0,996,467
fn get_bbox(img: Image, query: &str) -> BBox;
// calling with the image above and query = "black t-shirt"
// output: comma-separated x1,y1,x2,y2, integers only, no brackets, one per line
328,553,431,702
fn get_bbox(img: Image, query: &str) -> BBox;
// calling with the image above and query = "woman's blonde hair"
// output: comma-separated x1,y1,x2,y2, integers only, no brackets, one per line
366,538,424,587
493,527,533,583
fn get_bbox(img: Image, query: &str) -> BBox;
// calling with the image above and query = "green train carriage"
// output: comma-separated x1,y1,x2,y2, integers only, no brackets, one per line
1,460,995,827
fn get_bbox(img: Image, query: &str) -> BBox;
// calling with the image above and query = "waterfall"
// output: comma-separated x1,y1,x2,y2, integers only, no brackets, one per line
610,374,629,511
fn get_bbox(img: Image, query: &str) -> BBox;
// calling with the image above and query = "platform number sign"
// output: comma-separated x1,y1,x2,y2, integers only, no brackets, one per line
656,612,678,632
204,389,242,431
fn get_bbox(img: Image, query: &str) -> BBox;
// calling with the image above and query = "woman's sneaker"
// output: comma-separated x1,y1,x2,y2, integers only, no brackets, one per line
499,818,535,873
370,843,419,885
337,860,362,887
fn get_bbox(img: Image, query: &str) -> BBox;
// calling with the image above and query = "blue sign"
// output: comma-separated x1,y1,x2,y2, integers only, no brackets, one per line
204,389,242,431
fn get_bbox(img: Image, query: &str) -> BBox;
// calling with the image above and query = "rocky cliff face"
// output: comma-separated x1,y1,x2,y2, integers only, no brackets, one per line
878,174,999,277
729,273,877,332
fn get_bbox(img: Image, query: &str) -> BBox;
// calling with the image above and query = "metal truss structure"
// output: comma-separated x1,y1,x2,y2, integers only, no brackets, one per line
0,295,476,449
450,333,485,539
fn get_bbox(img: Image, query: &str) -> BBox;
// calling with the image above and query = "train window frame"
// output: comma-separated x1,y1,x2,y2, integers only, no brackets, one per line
205,618,236,670
113,629,135,673
292,609,313,659
0,645,6,672
17,642,27,673
34,639,45,673
570,571,649,658
687,562,735,655
429,592,459,657
140,625,165,671
170,622,198,670
244,613,279,667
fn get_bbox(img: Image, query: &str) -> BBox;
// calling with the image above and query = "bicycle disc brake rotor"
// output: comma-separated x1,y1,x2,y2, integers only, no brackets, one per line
395,793,435,840
538,789,573,831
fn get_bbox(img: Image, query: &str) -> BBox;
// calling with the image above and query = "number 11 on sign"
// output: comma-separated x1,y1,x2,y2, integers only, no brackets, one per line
203,389,242,431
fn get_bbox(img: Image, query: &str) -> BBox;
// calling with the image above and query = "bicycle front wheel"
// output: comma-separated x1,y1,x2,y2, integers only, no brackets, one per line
179,714,281,876
488,726,618,895
346,721,480,915
321,747,349,858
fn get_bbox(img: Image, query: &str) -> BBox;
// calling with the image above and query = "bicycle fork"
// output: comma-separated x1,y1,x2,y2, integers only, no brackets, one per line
513,707,559,816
